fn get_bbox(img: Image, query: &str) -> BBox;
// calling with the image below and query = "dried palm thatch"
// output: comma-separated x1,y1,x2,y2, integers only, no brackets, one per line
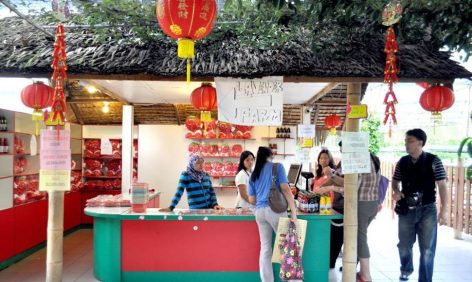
0,17,470,81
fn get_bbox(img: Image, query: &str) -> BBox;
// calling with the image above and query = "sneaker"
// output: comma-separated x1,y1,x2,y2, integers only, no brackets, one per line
399,273,410,281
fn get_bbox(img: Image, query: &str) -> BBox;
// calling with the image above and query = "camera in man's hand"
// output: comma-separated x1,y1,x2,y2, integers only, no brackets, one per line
395,191,423,215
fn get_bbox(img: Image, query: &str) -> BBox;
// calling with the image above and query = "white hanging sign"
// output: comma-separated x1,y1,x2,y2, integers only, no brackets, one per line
298,124,315,138
341,131,370,174
100,138,113,155
215,76,284,126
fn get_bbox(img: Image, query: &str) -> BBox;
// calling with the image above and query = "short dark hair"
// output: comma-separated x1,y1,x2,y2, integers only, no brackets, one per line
406,128,427,147
338,141,342,147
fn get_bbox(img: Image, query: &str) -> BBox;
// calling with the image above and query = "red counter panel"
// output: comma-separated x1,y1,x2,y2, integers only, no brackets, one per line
121,220,260,272
64,192,81,231
0,208,15,261
14,200,48,254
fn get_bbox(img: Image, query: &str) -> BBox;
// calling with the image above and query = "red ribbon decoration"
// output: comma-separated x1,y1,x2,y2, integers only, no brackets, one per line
383,26,398,134
50,23,68,139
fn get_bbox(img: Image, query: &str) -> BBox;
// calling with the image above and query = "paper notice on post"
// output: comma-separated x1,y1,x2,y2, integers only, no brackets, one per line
101,138,112,155
272,217,307,263
341,132,369,153
342,151,371,174
215,76,284,126
298,124,315,138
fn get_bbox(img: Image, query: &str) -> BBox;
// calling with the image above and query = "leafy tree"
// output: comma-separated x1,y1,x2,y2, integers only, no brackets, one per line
361,116,382,155
19,0,471,58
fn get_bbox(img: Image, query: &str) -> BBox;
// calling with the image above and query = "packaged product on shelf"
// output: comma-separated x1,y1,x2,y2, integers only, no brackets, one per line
131,182,149,213
231,144,243,156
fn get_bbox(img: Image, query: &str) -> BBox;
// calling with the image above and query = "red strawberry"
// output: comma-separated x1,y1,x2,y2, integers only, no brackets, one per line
210,144,219,155
235,131,243,139
243,132,252,139
204,163,212,172
194,130,203,139
188,142,200,154
219,132,226,139
221,144,230,155
93,150,101,158
224,162,233,173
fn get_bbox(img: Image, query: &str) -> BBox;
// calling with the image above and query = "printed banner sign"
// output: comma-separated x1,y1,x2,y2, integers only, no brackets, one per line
40,129,70,151
215,76,284,126
40,150,71,170
39,170,71,191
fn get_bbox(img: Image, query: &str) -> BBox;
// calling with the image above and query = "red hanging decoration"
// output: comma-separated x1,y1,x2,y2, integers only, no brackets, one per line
191,82,217,124
419,85,455,123
191,83,217,110
156,0,217,83
48,23,68,138
20,81,54,135
382,1,403,137
324,114,342,135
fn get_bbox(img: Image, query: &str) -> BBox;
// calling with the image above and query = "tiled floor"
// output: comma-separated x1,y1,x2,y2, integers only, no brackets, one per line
0,210,471,282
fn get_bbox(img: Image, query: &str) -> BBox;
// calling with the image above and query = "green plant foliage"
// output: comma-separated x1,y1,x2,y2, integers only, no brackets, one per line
361,116,382,155
29,0,472,58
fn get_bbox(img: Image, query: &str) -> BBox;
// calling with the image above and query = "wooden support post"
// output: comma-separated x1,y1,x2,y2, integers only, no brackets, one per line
46,191,64,282
122,105,134,199
342,83,361,282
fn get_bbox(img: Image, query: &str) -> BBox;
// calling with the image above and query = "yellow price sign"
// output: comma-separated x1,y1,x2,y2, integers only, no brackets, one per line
348,104,368,119
39,170,71,191
301,138,313,148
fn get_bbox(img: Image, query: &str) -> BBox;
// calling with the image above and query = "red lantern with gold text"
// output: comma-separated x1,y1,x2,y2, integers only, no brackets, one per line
20,82,54,135
419,85,455,123
324,115,342,135
156,0,217,83
191,82,217,123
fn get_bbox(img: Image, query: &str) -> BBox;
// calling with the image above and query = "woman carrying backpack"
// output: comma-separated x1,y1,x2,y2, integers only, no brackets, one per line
248,146,297,282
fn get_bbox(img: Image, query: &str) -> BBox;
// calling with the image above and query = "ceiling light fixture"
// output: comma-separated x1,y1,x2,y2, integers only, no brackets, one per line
87,85,98,94
102,101,110,113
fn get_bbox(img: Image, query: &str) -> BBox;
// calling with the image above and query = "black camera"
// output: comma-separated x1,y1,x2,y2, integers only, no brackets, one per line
405,192,423,209
394,191,423,215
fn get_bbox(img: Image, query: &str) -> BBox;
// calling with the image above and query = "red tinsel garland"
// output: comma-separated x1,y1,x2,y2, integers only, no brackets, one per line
49,23,68,138
383,26,398,134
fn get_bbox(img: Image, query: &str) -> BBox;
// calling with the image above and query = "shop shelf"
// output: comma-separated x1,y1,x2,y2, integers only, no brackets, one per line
0,153,14,156
209,174,237,178
0,131,14,134
14,172,39,177
261,137,295,140
213,186,237,189
81,188,121,192
0,175,13,179
84,156,137,160
187,138,256,141
84,175,122,179
197,155,240,159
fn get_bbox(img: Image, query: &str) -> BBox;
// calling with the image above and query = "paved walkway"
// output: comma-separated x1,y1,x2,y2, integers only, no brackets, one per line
0,209,471,281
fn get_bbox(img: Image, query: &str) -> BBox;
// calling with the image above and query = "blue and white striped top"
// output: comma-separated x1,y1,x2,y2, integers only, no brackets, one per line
169,172,218,210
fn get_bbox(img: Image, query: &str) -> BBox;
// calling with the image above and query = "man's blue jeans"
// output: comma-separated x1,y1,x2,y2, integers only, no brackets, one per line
397,203,437,282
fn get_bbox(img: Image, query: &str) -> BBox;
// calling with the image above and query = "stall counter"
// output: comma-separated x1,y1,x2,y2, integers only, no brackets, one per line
85,207,343,282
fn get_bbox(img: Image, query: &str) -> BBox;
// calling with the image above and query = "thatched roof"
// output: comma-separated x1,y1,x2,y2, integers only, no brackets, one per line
0,17,470,81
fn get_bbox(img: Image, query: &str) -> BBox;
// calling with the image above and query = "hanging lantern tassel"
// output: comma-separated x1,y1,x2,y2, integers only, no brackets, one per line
32,109,44,135
329,128,337,135
177,39,195,84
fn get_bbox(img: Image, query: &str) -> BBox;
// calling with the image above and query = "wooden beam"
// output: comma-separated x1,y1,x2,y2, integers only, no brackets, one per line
304,83,340,106
174,104,182,126
315,101,346,106
67,98,117,103
69,103,83,125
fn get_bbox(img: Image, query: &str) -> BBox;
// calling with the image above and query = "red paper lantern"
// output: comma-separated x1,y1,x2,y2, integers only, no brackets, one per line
20,81,54,134
324,114,342,135
419,85,455,121
156,0,217,82
191,83,217,111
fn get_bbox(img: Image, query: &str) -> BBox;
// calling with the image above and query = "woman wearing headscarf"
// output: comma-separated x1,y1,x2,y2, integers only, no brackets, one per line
160,155,222,211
